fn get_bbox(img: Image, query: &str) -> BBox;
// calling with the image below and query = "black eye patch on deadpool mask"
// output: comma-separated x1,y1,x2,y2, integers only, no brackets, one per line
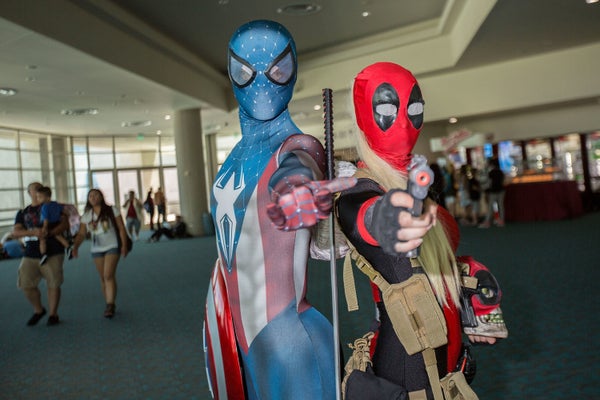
372,83,399,132
408,84,424,130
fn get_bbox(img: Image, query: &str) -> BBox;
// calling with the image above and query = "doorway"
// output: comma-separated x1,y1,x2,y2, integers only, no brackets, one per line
90,167,166,227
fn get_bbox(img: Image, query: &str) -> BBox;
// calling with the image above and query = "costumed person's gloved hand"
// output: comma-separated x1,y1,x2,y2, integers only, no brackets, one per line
370,189,437,255
267,175,357,230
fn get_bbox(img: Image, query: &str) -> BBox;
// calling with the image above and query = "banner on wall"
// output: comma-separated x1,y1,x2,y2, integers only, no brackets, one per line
430,130,493,153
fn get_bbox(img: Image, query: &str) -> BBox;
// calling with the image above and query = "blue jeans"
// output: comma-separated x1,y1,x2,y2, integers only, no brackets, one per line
126,217,141,235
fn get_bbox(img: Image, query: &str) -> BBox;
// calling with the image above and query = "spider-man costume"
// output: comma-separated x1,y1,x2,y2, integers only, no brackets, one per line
204,20,353,400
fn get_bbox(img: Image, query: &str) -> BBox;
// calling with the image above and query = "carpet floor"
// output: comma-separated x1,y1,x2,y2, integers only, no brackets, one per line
1,211,599,399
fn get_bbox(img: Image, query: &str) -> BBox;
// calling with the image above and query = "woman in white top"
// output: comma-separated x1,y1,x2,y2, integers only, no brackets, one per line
72,189,129,318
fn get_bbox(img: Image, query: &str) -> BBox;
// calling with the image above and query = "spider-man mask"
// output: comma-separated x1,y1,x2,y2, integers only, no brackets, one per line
353,62,424,172
228,20,297,121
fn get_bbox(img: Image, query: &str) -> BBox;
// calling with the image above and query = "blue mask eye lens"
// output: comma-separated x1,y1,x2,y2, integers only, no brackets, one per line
229,51,256,88
266,46,295,85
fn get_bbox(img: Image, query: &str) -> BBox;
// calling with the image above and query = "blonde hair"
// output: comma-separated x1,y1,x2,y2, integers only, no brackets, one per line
354,128,462,307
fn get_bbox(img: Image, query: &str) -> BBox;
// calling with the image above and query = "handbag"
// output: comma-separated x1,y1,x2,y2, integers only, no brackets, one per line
124,235,133,252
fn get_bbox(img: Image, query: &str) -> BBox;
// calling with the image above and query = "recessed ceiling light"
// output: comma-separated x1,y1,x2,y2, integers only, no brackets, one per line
361,11,370,17
164,114,171,120
313,104,321,111
586,0,599,4
448,117,458,124
121,120,152,128
0,88,18,96
277,3,322,16
156,130,162,135
61,108,99,116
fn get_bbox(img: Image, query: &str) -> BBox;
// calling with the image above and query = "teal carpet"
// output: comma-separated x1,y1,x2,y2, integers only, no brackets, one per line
1,212,599,399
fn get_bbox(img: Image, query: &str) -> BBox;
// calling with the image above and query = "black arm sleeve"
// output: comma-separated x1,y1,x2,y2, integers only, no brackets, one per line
336,179,413,285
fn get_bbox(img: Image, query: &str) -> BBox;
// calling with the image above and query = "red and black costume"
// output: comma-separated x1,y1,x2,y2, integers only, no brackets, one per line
336,63,462,398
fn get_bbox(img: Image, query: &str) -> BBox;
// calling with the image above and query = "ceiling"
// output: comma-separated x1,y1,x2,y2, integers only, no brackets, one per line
0,0,599,138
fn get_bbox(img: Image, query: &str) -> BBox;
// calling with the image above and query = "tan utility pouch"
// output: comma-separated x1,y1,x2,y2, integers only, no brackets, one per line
375,271,448,355
343,244,448,356
440,372,479,400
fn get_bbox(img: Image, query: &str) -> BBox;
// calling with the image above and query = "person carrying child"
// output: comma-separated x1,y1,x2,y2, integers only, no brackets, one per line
36,186,70,265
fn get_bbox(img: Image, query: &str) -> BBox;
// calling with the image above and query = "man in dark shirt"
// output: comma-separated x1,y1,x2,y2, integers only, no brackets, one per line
479,158,506,228
12,182,69,326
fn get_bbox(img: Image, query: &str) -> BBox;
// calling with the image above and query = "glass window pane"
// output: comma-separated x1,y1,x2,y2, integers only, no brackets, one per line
89,153,114,169
115,136,159,152
74,154,88,170
160,136,175,152
140,169,160,195
0,190,22,208
163,167,180,222
139,169,161,227
88,137,113,153
161,151,176,166
115,152,143,168
77,188,90,210
91,171,116,206
115,136,160,168
21,170,44,186
117,170,139,205
75,171,89,187
73,138,87,154
0,149,18,168
0,209,20,227
20,132,48,151
20,150,42,169
0,209,19,222
0,170,20,188
0,129,17,148
141,150,160,167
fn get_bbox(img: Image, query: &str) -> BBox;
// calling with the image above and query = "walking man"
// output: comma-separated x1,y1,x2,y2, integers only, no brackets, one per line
12,182,69,326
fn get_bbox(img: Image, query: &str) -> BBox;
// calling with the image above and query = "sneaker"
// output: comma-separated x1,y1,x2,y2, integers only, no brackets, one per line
27,308,47,326
39,254,48,265
47,315,60,326
478,222,491,228
66,246,74,260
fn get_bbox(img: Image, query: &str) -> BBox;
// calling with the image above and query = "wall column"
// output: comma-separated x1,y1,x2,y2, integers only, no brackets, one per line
174,108,209,236
51,137,70,203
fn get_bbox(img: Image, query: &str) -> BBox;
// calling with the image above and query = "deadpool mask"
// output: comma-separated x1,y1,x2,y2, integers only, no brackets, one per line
353,62,424,172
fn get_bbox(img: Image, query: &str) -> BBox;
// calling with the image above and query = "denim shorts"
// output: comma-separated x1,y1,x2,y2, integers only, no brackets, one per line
91,247,120,258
